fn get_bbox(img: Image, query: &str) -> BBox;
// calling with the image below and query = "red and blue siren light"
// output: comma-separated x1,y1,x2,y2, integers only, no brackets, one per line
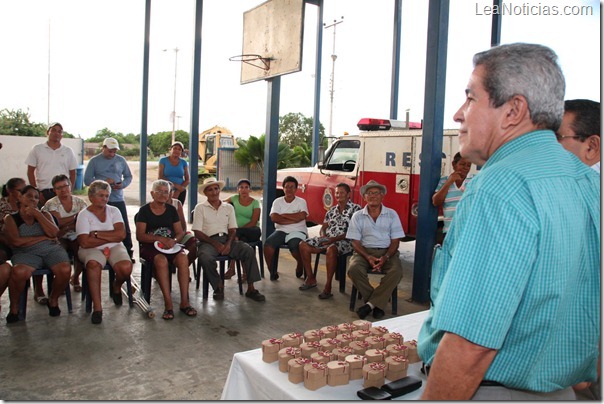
357,118,422,131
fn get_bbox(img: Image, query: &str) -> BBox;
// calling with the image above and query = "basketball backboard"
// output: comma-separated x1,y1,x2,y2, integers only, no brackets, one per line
238,0,305,84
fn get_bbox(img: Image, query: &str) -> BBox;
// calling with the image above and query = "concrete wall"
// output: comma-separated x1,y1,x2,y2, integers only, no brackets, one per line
0,135,84,186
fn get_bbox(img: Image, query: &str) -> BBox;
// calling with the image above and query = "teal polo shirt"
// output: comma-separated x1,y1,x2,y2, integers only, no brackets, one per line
418,130,600,392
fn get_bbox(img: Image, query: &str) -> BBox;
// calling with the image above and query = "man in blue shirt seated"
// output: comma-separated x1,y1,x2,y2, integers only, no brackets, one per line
417,43,600,400
346,180,405,320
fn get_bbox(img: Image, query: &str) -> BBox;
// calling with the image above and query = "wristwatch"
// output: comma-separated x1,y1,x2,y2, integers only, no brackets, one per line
94,231,98,238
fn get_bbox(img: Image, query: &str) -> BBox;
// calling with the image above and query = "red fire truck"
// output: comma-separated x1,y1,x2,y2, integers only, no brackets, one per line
276,118,467,237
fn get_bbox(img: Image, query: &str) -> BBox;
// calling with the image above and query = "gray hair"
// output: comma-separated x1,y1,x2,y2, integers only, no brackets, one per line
152,179,171,192
88,180,111,197
473,43,565,131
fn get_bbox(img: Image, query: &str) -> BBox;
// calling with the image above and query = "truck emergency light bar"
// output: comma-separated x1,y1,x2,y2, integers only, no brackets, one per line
357,118,422,131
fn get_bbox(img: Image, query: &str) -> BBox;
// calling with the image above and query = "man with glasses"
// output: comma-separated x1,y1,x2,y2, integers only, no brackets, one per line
84,138,134,261
556,99,600,173
346,180,404,320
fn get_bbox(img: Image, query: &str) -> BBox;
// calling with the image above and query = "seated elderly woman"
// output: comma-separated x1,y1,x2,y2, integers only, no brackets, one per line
42,174,88,293
4,185,71,323
76,180,133,325
135,179,197,320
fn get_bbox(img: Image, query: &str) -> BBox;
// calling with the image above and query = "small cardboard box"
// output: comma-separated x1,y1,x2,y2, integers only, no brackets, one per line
303,329,325,343
335,333,356,346
365,348,389,363
386,343,408,358
352,329,373,341
369,326,389,337
320,325,339,338
327,360,351,387
304,362,328,391
404,340,420,363
362,362,387,388
386,369,408,382
310,350,334,364
385,355,408,373
332,346,354,361
278,347,301,373
319,337,342,351
337,322,358,334
281,332,303,347
365,335,387,349
261,338,284,363
383,332,403,346
345,354,367,380
287,357,311,384
349,340,371,356
300,341,322,358
352,319,372,330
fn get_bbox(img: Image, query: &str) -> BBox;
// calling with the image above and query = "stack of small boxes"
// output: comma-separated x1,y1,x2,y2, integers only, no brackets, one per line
260,319,422,391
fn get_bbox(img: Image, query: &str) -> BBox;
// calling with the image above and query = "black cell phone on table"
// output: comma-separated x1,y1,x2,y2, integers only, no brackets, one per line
357,387,392,400
381,376,422,398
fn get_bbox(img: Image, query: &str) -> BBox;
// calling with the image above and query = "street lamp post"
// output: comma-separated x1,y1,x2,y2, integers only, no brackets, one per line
324,17,344,139
164,47,179,145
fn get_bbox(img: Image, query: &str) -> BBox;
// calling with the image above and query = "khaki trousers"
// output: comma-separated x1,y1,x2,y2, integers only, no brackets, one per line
347,248,402,310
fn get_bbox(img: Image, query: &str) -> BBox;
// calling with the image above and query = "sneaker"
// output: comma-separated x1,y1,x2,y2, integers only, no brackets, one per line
356,304,372,320
91,310,103,324
245,290,266,302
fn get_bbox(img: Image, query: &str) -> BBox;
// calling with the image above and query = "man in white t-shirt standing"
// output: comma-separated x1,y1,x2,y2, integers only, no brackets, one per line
25,122,78,206
264,176,308,281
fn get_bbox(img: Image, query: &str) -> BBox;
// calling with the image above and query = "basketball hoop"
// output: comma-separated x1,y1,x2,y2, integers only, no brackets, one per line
229,54,271,71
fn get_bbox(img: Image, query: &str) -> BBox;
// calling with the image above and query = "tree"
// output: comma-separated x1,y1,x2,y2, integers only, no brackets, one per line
279,112,326,149
147,130,189,156
0,108,46,137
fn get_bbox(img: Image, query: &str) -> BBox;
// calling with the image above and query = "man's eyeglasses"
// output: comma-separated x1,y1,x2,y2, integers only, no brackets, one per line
154,190,170,195
365,191,383,196
555,134,582,142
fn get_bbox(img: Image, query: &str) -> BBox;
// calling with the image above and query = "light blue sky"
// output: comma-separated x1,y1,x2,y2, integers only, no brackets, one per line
0,0,600,139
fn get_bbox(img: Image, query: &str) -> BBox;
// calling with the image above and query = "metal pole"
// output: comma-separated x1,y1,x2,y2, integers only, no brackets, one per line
490,0,502,46
310,0,323,166
261,76,281,242
390,0,402,120
165,47,179,145
140,0,152,205
412,0,450,304
188,0,203,222
324,17,343,139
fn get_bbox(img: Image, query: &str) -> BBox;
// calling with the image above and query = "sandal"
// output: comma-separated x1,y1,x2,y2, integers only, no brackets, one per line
223,266,236,280
162,309,174,320
35,295,49,305
179,306,197,317
91,310,102,324
70,277,82,293
298,283,317,291
318,291,333,300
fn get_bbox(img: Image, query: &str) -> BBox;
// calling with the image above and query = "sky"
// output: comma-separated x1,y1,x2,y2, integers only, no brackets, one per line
0,0,600,140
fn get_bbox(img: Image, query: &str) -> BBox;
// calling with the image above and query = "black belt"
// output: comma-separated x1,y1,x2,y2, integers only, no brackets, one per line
422,363,504,387
210,233,227,238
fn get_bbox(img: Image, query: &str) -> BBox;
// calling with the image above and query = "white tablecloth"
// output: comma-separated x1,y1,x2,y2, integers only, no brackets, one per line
221,310,429,400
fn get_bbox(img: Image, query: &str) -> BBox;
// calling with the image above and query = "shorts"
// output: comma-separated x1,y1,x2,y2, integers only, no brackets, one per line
235,227,261,243
304,236,353,255
78,244,130,267
11,242,70,269
265,230,306,253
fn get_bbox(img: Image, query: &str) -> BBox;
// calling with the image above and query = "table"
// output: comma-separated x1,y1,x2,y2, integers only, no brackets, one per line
221,310,429,400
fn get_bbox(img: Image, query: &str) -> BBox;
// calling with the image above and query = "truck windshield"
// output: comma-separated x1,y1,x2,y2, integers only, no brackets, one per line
324,139,360,172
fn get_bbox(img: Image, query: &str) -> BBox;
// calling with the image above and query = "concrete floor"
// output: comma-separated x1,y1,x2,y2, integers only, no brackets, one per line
0,170,429,400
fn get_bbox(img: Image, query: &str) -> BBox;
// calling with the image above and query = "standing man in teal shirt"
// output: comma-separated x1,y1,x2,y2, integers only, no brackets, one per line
418,43,600,400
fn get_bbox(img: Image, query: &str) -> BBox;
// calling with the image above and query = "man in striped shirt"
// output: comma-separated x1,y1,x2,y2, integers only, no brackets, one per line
418,43,600,400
